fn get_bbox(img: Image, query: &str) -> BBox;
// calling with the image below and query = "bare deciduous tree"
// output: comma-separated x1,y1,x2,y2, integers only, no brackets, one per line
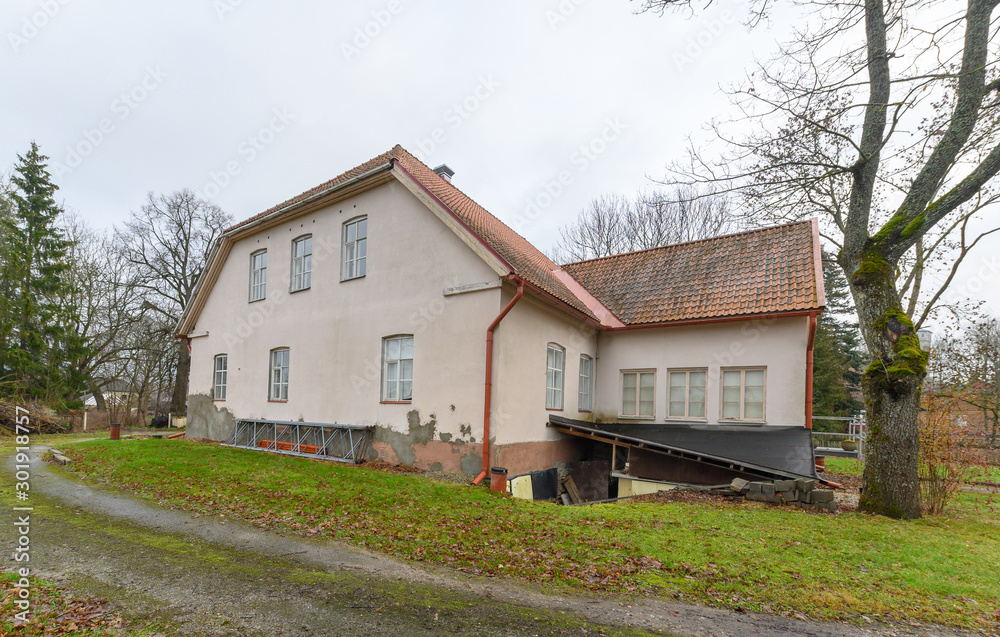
116,190,231,415
552,187,736,262
640,0,1000,517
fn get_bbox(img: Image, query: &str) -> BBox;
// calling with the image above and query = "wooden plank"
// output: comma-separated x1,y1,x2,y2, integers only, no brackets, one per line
564,476,584,504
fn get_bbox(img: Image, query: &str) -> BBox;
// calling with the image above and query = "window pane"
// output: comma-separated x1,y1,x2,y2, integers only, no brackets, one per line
640,373,655,390
689,372,705,387
723,370,741,388
347,223,356,242
722,402,740,419
745,370,764,387
401,337,413,359
357,256,366,277
690,386,705,403
346,243,355,263
622,373,636,391
689,400,705,418
387,338,400,360
385,379,397,401
358,218,367,238
400,380,412,401
745,402,764,419
400,359,413,381
723,386,741,403
386,360,398,381
639,399,655,417
357,238,366,258
669,385,686,402
669,372,686,388
745,386,764,403
669,401,685,417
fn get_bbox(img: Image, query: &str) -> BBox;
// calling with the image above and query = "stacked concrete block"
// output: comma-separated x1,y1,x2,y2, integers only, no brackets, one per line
732,478,837,512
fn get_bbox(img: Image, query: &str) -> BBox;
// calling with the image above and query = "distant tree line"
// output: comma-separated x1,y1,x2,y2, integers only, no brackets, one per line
0,142,230,422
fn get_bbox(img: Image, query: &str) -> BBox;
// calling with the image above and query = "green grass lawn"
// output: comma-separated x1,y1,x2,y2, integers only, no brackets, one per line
38,439,1000,629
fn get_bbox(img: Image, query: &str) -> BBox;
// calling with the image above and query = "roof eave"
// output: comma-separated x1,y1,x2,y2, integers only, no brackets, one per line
604,308,824,331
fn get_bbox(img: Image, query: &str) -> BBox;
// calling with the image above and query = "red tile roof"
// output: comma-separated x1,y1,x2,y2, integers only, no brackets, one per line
225,145,598,320
562,221,824,325
221,146,822,328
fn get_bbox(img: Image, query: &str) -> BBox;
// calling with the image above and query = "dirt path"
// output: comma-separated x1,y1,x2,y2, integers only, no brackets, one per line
3,447,982,637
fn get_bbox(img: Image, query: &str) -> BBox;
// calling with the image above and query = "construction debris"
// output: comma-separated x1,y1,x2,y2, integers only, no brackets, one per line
734,477,837,512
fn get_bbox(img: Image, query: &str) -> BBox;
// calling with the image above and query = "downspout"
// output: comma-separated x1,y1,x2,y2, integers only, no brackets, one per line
805,313,818,430
174,334,193,354
473,276,524,485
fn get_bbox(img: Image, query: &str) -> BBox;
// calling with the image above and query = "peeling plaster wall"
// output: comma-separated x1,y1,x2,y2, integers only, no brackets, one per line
186,394,236,441
187,180,500,447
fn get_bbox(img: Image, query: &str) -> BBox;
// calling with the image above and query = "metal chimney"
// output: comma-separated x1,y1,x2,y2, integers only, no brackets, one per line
433,164,455,182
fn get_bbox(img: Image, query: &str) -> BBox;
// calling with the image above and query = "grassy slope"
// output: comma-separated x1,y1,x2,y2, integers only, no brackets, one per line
42,439,1000,629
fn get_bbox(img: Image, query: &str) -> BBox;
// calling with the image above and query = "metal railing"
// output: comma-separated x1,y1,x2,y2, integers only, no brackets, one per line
812,413,867,459
223,418,373,463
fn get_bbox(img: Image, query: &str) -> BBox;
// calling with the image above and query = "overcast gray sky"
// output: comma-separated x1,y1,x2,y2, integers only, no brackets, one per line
2,1,997,328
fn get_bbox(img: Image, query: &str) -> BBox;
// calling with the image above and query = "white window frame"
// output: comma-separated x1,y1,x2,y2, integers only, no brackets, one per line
268,348,289,402
578,355,593,412
720,367,766,422
342,216,367,281
213,354,228,401
620,370,656,419
382,335,413,402
545,344,565,410
667,368,707,420
249,249,267,302
290,234,312,292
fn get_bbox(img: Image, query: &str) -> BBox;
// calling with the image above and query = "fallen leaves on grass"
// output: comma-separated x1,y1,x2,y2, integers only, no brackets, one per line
1,573,138,636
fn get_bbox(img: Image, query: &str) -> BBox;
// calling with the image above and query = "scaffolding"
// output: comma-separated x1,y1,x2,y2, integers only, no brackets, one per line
223,418,373,463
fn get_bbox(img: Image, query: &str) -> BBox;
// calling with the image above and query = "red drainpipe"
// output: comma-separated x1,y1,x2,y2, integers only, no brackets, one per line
805,313,818,430
473,276,524,485
173,334,193,353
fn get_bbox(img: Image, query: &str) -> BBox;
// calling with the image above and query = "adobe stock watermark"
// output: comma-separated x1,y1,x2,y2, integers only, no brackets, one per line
544,0,588,31
673,9,738,72
511,116,627,232
7,0,72,54
213,0,246,21
340,0,404,62
196,107,295,200
222,232,336,349
11,406,34,625
50,65,168,178
412,76,501,162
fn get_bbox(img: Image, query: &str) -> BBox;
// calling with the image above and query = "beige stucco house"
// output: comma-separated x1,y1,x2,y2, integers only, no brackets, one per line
176,145,825,479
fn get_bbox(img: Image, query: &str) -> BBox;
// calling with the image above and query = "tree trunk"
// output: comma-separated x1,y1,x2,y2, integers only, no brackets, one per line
171,340,189,416
91,384,107,412
847,258,926,519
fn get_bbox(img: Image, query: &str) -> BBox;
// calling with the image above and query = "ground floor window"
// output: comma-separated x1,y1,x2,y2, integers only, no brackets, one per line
621,370,655,418
721,367,765,421
382,335,413,402
668,369,706,418
578,355,593,412
213,354,228,401
269,348,289,401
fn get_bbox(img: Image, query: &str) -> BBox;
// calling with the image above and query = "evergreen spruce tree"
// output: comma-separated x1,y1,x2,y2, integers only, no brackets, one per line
812,251,866,429
1,142,87,402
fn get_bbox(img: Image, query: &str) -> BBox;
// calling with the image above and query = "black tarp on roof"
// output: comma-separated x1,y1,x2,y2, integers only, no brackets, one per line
548,416,820,481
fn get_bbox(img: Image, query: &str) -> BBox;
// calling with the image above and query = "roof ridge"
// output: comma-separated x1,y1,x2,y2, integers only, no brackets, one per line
562,219,813,268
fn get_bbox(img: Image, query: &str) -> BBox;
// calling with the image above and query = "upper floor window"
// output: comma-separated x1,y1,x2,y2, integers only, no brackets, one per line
545,344,565,410
290,235,312,292
621,370,655,418
382,335,413,402
269,348,289,402
721,367,765,421
342,216,367,280
213,354,228,401
249,250,267,302
668,369,707,419
578,355,593,412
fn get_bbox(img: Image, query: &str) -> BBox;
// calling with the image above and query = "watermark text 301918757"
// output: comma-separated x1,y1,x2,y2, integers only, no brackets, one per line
11,406,33,625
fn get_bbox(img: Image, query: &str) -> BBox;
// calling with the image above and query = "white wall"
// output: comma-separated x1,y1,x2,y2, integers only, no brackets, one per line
493,291,599,445
188,179,503,440
594,316,810,426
